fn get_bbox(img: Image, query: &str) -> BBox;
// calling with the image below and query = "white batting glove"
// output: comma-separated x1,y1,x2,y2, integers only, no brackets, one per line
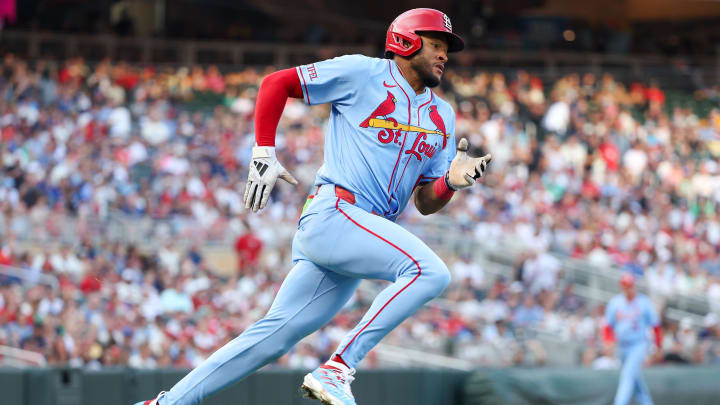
446,138,492,190
243,146,298,212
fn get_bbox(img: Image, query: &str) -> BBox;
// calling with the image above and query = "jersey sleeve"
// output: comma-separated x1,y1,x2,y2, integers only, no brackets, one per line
605,299,617,327
643,296,660,327
420,111,456,183
296,54,371,107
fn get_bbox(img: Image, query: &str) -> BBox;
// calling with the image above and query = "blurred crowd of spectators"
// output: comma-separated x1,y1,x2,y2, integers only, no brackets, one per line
1,53,719,369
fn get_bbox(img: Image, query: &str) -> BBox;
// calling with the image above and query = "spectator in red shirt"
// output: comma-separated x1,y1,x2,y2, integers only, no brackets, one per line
234,224,263,273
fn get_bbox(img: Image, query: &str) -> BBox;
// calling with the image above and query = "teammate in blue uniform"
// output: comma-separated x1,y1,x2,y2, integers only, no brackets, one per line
604,273,663,405
137,8,491,405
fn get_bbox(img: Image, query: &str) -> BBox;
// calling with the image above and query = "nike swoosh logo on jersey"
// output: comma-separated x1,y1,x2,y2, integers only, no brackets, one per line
383,81,396,88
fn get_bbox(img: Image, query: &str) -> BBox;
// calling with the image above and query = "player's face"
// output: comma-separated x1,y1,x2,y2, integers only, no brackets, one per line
621,283,636,297
410,33,449,88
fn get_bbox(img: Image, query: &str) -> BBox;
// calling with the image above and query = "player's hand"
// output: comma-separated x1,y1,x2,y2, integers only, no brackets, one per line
243,146,298,212
446,138,491,190
650,349,664,364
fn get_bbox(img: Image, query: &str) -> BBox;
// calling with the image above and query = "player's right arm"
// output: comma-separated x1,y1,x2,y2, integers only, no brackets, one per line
244,55,373,212
243,68,302,212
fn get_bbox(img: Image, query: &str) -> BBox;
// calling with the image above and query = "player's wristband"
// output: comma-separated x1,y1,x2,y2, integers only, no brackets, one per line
445,171,462,191
433,173,456,200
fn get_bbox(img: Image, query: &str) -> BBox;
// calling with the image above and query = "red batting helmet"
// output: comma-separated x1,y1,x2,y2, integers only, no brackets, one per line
619,273,636,288
385,8,465,57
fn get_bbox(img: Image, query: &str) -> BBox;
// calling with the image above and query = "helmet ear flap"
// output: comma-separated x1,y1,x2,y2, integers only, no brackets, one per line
393,33,413,51
389,32,422,57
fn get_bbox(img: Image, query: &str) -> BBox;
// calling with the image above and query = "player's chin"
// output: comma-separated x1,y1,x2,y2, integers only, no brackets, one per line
423,72,441,88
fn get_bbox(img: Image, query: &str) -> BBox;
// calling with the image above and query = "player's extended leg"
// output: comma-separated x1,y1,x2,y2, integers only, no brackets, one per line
158,256,360,405
613,343,650,405
297,196,451,368
631,346,654,405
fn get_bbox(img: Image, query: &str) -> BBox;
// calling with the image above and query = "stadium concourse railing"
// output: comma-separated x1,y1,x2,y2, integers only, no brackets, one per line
0,345,47,368
478,236,712,328
0,264,59,291
0,30,374,67
7,209,711,327
2,30,719,86
403,216,713,321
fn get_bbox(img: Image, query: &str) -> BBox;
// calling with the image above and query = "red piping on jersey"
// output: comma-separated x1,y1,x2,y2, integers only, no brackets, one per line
384,61,412,215
334,198,422,357
416,92,434,123
394,157,412,194
393,93,435,194
298,67,311,105
385,60,412,195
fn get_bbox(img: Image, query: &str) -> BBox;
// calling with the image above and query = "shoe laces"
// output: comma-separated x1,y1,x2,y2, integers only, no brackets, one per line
341,367,355,385
154,392,167,405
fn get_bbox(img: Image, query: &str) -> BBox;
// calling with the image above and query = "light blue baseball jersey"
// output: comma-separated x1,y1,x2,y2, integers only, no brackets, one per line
296,54,456,221
605,293,659,345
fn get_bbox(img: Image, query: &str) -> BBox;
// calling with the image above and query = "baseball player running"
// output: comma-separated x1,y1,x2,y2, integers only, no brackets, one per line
604,273,663,405
137,8,491,405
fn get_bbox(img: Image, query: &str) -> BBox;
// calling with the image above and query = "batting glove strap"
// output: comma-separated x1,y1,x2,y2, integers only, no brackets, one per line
243,146,298,212
444,171,461,191
446,138,491,190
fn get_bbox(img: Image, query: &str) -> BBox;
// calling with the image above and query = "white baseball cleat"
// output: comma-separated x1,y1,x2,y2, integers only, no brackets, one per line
301,360,357,405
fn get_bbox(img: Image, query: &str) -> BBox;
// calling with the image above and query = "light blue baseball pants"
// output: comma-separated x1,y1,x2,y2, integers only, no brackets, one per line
613,342,654,405
160,185,451,404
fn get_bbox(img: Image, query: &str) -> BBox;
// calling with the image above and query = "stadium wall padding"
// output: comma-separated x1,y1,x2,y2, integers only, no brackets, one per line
0,368,469,405
1,366,718,405
464,366,720,405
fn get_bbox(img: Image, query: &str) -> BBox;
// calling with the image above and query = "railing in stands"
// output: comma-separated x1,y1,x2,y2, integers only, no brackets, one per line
0,345,47,367
373,343,475,370
0,264,59,291
5,208,711,322
1,30,718,87
0,30,375,67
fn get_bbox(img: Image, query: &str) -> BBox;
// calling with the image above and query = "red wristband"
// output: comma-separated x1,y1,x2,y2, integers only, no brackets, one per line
433,174,455,200
603,325,615,344
653,325,663,349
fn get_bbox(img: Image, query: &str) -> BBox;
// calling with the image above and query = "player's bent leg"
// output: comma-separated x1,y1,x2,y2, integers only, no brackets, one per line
299,256,448,405
333,254,449,367
159,258,359,405
299,198,451,368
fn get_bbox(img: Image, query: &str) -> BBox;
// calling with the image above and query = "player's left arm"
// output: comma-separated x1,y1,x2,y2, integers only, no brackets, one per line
414,138,491,215
644,296,663,349
603,298,617,344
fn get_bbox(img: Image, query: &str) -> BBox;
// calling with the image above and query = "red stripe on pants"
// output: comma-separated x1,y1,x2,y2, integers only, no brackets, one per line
334,198,422,355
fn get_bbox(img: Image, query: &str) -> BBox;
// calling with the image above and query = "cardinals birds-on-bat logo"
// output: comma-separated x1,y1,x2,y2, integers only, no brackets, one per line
360,91,397,128
428,105,448,149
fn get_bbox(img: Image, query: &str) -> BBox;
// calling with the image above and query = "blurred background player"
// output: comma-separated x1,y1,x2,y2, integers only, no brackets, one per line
604,273,662,405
